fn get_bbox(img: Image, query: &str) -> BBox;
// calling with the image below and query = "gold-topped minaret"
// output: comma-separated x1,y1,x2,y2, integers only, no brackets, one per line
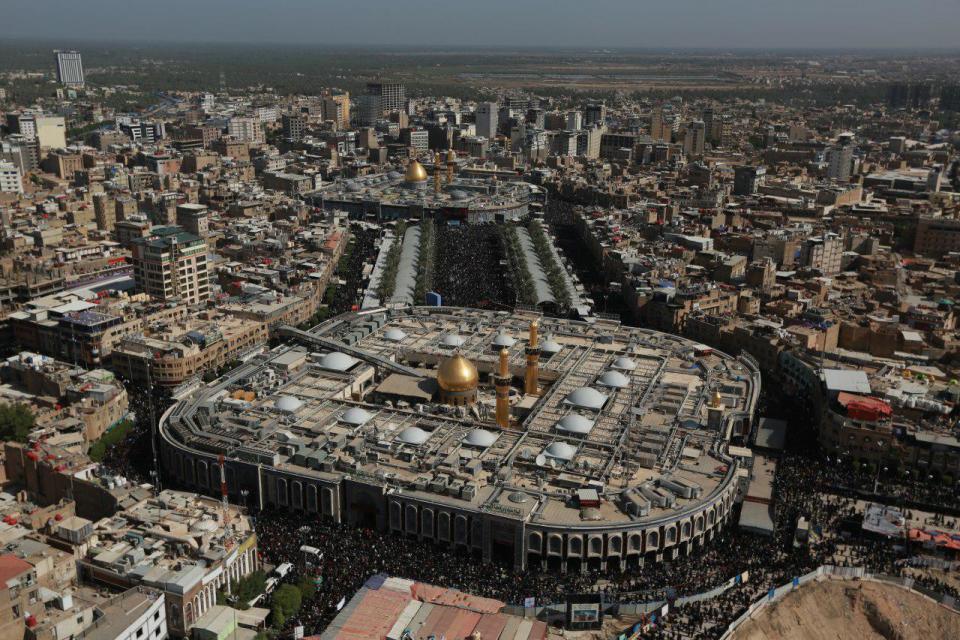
524,320,541,396
433,151,442,193
446,149,455,184
494,347,511,429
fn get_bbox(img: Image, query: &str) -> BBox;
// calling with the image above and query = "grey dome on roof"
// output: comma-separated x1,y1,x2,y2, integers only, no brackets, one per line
339,407,372,425
540,339,562,354
492,333,515,347
544,442,577,461
274,395,303,413
396,426,430,446
556,413,595,435
345,182,362,193
384,328,407,342
564,387,608,410
318,352,358,372
441,334,465,347
597,370,630,389
449,190,469,200
612,356,637,370
463,428,498,448
191,519,219,533
388,171,403,180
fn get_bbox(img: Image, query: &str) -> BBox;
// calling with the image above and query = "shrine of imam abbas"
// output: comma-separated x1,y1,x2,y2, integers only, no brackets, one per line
160,306,760,572
310,155,540,222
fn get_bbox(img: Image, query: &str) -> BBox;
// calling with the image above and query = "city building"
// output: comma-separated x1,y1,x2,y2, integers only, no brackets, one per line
131,226,211,305
53,50,84,87
366,81,406,113
322,92,351,128
0,160,23,194
825,133,855,182
476,102,499,140
733,165,766,196
683,121,706,158
118,120,165,145
227,117,264,144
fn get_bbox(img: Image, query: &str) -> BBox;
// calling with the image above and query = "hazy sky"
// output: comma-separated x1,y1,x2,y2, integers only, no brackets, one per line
3,0,960,50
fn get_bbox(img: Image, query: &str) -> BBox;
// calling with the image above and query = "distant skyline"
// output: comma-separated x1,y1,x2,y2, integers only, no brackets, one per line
3,0,960,50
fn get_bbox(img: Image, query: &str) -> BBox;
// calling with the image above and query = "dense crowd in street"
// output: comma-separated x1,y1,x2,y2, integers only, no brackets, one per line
247,439,960,639
435,224,515,309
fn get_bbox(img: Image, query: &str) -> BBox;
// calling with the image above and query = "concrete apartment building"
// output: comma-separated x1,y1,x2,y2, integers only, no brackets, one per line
366,81,405,113
227,117,264,144
131,226,211,305
914,216,960,257
322,92,351,128
476,102,499,140
800,233,843,275
111,311,268,388
0,160,23,194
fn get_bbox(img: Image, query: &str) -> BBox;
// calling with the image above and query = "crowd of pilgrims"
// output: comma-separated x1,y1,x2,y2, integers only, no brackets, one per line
434,224,516,309
251,451,960,639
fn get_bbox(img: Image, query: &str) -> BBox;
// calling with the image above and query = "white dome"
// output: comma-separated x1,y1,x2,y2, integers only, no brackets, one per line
274,395,303,413
597,370,630,389
441,334,465,347
541,339,562,354
319,352,358,372
556,414,595,435
340,407,372,425
396,426,430,446
191,518,219,533
463,428,498,448
612,356,637,370
384,328,407,342
492,333,516,347
544,442,577,461
564,387,608,410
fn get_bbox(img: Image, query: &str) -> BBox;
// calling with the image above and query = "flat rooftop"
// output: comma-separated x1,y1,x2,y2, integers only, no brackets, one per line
164,307,760,530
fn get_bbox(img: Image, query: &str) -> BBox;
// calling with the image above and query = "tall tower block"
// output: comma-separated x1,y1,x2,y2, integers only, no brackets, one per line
524,320,541,396
495,348,511,429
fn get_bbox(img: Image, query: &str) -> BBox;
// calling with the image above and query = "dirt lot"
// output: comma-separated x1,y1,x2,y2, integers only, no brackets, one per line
732,579,960,640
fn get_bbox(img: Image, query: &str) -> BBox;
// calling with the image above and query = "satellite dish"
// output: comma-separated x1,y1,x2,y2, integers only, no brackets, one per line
535,454,547,467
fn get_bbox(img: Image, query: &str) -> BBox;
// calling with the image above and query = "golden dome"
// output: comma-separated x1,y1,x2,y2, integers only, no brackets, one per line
437,354,479,392
405,159,428,183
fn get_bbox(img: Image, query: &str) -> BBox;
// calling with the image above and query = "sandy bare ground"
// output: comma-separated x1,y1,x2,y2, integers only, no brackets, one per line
732,579,960,640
